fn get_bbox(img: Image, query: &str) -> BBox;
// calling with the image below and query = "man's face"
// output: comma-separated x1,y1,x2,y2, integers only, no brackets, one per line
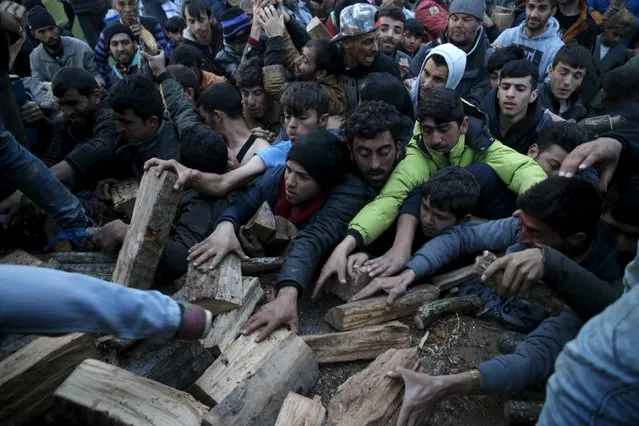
419,58,448,99
498,76,537,118
420,116,466,153
185,10,212,42
489,68,501,88
33,25,61,51
350,130,398,189
420,196,458,238
525,0,555,33
109,33,137,65
113,108,157,143
167,30,184,46
343,31,379,68
602,27,624,47
114,0,139,24
284,160,322,205
515,209,567,250
378,16,404,56
402,31,422,55
549,61,586,102
448,13,480,48
295,46,318,80
283,108,322,142
240,86,267,120
527,143,569,176
57,89,99,126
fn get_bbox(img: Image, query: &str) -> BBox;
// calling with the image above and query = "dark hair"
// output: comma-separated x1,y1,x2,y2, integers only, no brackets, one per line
552,41,592,70
378,6,406,24
166,65,201,99
52,67,99,97
518,176,602,243
109,75,164,120
603,67,639,103
428,53,448,67
421,166,480,218
535,121,588,154
404,19,424,37
360,72,415,120
342,101,403,146
183,0,212,19
180,126,228,174
165,15,187,34
235,57,263,89
280,81,330,117
171,44,203,69
528,0,559,8
609,176,639,227
418,88,465,125
499,59,539,88
487,45,525,72
305,38,345,75
197,82,244,119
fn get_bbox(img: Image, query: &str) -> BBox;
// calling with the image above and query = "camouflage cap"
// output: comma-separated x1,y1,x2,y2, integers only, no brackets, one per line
331,3,378,43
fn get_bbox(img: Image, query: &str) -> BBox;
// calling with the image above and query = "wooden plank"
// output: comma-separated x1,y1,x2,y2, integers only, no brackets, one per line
243,201,276,242
325,284,440,331
201,277,265,356
306,16,332,39
110,178,139,218
111,170,181,289
414,295,483,329
0,334,38,362
302,321,411,363
241,256,283,275
329,266,371,302
0,333,98,425
45,251,117,264
326,348,420,426
0,249,44,266
190,329,318,426
269,215,298,245
430,264,477,291
61,263,115,280
173,254,243,315
54,359,209,426
274,392,326,426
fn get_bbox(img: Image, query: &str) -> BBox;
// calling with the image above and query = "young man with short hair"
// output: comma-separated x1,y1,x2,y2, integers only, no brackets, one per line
487,45,525,88
400,18,425,57
377,7,412,77
103,23,141,86
165,64,201,105
182,0,224,73
493,0,564,81
236,56,281,135
537,42,591,120
164,15,186,48
526,121,590,176
171,44,226,93
215,7,252,84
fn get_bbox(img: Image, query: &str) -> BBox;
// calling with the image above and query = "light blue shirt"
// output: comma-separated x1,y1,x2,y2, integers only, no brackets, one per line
256,141,292,168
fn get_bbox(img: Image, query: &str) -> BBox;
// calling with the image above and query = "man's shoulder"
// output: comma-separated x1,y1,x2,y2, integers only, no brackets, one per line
62,36,93,52
140,15,161,31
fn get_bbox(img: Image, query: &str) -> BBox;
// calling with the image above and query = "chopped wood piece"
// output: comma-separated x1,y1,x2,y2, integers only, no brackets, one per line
328,266,371,302
243,201,276,242
54,359,209,426
302,321,411,363
241,256,284,275
0,334,38,362
325,284,440,331
306,16,332,39
274,393,326,426
269,216,298,245
173,254,243,315
414,295,483,329
201,277,265,356
61,263,115,280
112,170,181,289
94,335,139,354
504,400,544,425
0,333,98,425
0,249,44,266
45,251,117,264
474,251,564,315
110,179,139,218
326,348,420,426
430,264,478,291
190,329,318,426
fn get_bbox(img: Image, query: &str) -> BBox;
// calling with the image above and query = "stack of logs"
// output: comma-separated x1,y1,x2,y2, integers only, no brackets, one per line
0,170,554,425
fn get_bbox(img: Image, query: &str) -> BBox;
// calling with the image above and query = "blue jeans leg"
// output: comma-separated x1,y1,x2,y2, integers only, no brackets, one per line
0,266,182,340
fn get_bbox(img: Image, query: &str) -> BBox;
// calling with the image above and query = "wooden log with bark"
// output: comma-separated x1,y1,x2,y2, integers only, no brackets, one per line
325,284,440,331
0,249,44,266
302,321,411,363
111,170,181,289
329,266,371,302
45,251,117,264
189,329,318,426
242,201,276,242
269,216,298,245
274,392,326,426
306,16,332,39
61,263,116,280
109,179,139,218
173,254,243,315
0,333,99,425
504,400,544,425
241,256,284,275
430,264,478,291
326,347,420,426
414,295,483,329
53,359,209,426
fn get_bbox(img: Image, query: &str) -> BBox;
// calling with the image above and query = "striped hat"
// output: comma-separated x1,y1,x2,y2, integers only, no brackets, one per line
220,7,252,44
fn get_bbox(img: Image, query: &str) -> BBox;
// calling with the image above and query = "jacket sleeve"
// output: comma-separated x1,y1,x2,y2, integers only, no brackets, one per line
64,106,117,174
541,245,620,320
480,140,547,194
405,217,520,279
485,24,501,43
409,43,430,77
94,32,110,83
276,174,377,294
464,72,491,107
284,17,311,51
152,21,171,56
158,74,200,138
29,51,44,83
347,139,432,247
83,46,105,86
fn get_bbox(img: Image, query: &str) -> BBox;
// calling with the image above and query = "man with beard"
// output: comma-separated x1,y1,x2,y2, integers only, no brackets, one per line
103,23,141,86
236,56,281,135
377,7,412,78
28,7,103,85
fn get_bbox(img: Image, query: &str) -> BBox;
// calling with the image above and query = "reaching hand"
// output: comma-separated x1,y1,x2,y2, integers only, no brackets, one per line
19,101,44,124
347,252,370,277
350,269,415,308
251,127,276,143
242,286,299,342
140,50,167,77
364,246,411,278
92,219,128,253
314,237,356,301
481,248,544,298
258,5,285,38
187,221,249,269
558,137,622,191
94,178,118,202
238,225,266,257
0,190,23,229
143,159,197,191
387,367,439,426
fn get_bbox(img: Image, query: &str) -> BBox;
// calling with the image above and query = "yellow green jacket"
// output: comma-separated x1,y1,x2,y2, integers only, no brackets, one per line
347,105,547,246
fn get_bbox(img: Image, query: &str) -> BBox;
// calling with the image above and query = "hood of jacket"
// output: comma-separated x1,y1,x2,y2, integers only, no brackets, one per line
517,16,562,41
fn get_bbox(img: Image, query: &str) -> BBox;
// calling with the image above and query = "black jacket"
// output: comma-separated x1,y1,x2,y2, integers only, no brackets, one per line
537,81,589,121
182,23,224,73
342,52,402,111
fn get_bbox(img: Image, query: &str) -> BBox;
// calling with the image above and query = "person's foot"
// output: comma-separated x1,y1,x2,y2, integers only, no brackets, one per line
498,331,527,354
175,301,213,340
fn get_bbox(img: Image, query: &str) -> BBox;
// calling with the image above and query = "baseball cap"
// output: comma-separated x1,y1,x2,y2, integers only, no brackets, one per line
331,3,378,43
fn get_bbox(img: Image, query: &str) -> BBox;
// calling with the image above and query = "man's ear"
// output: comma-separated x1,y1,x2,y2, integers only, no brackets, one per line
91,89,102,105
566,232,587,248
186,87,196,103
147,116,161,131
527,143,539,158
551,6,557,15
530,87,539,103
459,116,470,134
601,88,607,102
314,69,328,80
319,113,329,129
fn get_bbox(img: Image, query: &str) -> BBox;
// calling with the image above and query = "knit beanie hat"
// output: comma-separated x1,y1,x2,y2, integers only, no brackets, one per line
220,7,252,44
448,0,484,21
287,130,348,190
103,22,136,47
27,6,57,30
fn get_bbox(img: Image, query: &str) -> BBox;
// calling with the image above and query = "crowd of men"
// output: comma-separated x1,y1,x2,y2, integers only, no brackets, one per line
1,0,639,423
